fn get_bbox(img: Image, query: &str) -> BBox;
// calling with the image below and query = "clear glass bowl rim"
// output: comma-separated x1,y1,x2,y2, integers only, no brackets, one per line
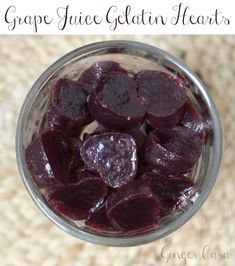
16,40,222,246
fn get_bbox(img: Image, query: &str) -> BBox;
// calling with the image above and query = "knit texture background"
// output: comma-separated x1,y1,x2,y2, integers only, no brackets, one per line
0,36,234,266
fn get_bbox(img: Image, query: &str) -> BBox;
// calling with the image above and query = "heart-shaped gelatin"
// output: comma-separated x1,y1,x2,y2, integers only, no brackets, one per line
48,79,93,135
135,70,186,129
80,132,138,188
141,173,199,215
24,60,205,233
25,129,72,187
106,180,161,233
144,127,202,175
89,72,145,129
79,61,127,93
47,176,108,220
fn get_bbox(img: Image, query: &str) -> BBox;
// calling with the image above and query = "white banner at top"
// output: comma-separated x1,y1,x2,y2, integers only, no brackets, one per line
0,0,234,34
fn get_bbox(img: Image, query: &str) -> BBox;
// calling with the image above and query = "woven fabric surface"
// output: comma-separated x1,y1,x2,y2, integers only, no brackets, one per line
0,35,234,266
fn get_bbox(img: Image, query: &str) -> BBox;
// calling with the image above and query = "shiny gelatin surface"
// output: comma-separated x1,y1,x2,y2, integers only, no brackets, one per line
25,60,204,234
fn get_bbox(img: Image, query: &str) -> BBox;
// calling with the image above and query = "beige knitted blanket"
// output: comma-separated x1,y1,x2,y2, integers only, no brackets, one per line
0,36,234,266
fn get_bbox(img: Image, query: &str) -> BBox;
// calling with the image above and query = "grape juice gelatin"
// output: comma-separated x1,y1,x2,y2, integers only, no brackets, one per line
25,60,203,234
16,41,222,246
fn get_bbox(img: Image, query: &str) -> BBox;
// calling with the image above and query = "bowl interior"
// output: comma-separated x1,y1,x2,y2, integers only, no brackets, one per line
17,41,221,246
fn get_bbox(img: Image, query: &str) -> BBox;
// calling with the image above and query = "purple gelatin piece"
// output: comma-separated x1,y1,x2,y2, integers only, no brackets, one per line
106,180,161,233
79,61,127,92
89,72,145,129
135,70,186,129
180,101,205,141
47,176,108,220
25,129,72,187
141,173,199,215
80,132,138,188
85,204,117,232
144,127,202,175
69,167,99,184
47,78,93,135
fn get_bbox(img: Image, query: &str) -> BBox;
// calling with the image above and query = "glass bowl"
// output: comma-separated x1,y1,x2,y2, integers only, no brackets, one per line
16,40,222,246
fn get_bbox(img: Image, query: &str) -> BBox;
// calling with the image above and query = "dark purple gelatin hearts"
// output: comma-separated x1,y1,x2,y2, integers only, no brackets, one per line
180,101,205,141
144,127,202,175
85,204,116,232
48,79,93,135
25,130,72,187
80,132,138,188
47,176,107,220
89,72,145,129
141,173,199,215
135,71,186,129
24,60,205,233
79,61,127,92
106,180,161,233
